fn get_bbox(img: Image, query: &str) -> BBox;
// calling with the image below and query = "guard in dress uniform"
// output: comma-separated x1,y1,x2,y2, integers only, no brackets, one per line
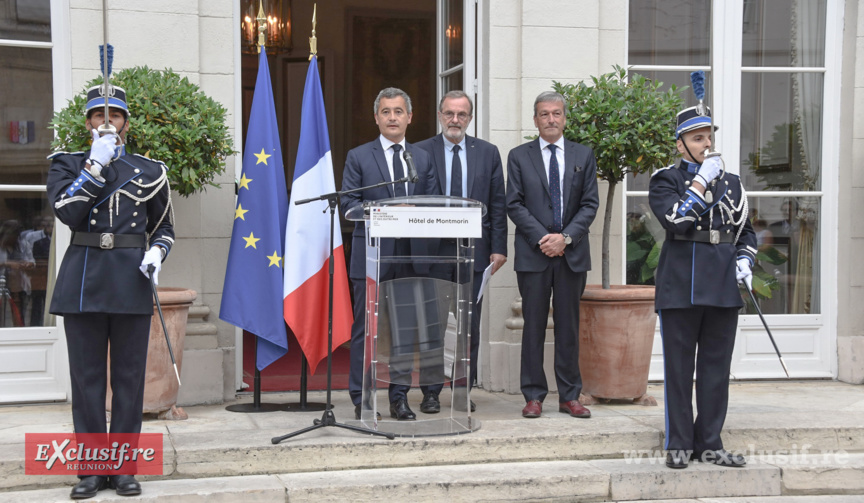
648,106,756,470
47,85,174,499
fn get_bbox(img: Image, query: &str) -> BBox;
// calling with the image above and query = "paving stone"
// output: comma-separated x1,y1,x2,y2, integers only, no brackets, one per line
2,382,863,500
278,460,608,502
629,497,864,503
1,474,285,502
699,497,864,502
778,453,864,495
170,416,660,478
588,458,781,501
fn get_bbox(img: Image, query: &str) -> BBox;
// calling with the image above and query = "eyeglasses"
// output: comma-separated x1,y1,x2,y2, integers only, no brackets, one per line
441,111,471,121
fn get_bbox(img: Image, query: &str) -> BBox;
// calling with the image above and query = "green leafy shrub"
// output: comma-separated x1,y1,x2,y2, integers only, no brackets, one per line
553,66,684,288
50,67,236,197
626,212,661,285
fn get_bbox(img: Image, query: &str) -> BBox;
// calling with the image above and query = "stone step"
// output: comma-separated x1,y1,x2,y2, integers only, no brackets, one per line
152,414,864,482
2,412,862,493
3,454,862,502
633,498,864,503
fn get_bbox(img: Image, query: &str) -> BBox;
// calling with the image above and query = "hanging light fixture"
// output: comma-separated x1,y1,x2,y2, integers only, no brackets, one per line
241,0,292,54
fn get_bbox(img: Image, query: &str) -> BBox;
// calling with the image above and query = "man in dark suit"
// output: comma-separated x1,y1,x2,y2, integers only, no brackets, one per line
649,106,756,469
341,87,438,421
47,85,174,499
505,91,599,419
415,90,507,413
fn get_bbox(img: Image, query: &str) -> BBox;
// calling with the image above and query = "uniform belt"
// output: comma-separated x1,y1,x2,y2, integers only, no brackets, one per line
669,229,734,245
71,231,146,249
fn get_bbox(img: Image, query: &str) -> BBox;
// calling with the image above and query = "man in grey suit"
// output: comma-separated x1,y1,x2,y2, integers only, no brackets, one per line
341,87,438,421
505,91,599,419
415,90,508,413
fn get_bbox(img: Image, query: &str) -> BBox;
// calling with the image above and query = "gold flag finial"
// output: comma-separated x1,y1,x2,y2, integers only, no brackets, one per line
256,0,266,53
309,3,317,60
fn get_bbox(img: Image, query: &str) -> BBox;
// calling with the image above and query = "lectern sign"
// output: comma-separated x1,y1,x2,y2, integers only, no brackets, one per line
369,206,482,238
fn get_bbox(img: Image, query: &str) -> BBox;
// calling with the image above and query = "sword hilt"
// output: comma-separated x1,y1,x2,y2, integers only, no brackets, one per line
97,123,117,135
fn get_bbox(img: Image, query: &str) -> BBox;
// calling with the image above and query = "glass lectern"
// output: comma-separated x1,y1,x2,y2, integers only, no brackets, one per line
345,195,485,437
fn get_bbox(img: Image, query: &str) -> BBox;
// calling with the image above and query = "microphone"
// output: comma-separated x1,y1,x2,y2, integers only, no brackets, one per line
402,150,419,183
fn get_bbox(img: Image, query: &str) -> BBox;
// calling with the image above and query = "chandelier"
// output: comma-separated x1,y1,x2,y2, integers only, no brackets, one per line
241,0,292,54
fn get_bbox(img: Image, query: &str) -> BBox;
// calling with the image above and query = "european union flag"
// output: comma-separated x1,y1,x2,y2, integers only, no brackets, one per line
220,48,289,370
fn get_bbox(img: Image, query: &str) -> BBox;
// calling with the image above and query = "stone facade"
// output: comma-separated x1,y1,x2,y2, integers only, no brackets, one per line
839,0,864,384
58,0,862,405
483,0,624,393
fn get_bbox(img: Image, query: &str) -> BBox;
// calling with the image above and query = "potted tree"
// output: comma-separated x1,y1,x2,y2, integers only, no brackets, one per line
50,67,236,418
552,66,684,405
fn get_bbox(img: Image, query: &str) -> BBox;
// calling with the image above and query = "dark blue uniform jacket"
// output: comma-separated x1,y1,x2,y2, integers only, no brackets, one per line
649,160,757,310
47,151,174,315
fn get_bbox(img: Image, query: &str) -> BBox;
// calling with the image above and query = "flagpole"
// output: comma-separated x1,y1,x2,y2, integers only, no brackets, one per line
225,335,285,412
225,3,305,413
273,189,393,441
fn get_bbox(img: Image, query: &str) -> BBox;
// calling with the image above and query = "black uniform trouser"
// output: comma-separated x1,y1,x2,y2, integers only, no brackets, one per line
64,313,151,437
659,307,738,453
517,258,587,403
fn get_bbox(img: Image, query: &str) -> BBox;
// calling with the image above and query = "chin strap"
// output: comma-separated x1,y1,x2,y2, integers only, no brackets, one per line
681,138,699,168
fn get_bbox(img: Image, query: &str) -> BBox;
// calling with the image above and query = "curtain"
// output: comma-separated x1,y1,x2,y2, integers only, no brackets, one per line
790,0,825,314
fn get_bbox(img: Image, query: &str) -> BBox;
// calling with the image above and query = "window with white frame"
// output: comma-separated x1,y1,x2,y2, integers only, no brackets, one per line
0,0,56,328
437,0,479,137
625,0,828,316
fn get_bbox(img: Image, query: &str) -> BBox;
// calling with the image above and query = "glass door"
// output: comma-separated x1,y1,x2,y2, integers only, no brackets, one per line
626,0,839,378
437,0,480,137
0,0,71,403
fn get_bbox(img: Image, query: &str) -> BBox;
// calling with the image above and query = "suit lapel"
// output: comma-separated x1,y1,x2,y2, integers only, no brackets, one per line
466,135,477,198
562,141,576,212
371,141,394,197
528,139,549,196
432,135,447,196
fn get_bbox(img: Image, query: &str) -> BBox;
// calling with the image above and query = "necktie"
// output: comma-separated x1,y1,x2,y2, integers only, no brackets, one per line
450,145,463,198
548,144,562,232
392,144,406,197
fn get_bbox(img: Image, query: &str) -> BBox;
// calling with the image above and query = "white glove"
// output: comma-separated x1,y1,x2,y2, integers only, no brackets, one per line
694,155,723,188
88,129,119,174
140,246,164,284
736,257,753,291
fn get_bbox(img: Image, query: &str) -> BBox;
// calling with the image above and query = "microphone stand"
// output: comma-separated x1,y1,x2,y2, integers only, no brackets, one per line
271,178,410,443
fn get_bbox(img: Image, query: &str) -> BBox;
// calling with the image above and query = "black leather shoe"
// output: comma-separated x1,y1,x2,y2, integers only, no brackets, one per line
420,392,440,414
70,476,109,499
665,450,691,469
389,398,416,420
354,404,381,420
453,400,477,412
110,474,142,496
695,449,746,467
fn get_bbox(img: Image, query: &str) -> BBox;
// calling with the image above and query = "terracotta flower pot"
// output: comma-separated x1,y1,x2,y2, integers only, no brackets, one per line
107,287,196,419
578,284,657,405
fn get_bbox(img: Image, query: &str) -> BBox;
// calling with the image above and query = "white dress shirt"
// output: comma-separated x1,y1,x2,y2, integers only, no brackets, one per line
379,135,409,195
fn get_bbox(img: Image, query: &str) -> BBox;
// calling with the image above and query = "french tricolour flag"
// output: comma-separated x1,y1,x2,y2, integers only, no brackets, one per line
283,56,353,374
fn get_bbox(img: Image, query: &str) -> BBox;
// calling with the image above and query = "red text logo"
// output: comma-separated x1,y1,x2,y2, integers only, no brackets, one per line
25,433,163,475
